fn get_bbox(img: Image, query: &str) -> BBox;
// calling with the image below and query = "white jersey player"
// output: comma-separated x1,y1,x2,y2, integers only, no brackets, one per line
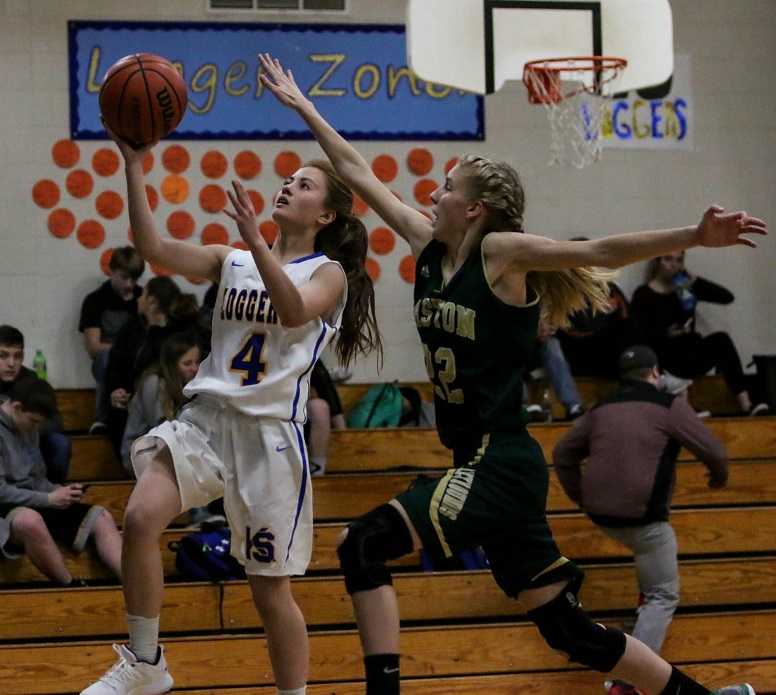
83,127,381,695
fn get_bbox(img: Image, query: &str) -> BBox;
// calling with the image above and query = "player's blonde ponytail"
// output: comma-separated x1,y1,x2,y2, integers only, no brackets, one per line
307,159,383,368
457,154,612,327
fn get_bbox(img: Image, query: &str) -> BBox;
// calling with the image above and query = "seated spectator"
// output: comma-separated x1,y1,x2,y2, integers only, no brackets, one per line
553,345,729,695
78,246,145,434
0,378,122,584
0,325,71,483
105,277,200,455
525,320,585,421
306,361,347,476
631,252,767,415
120,333,202,474
557,282,640,380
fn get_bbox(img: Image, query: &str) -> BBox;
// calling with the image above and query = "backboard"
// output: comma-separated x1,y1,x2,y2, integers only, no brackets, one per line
407,0,674,95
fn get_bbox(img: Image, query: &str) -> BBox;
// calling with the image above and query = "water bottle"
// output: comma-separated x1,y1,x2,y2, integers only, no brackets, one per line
540,387,553,423
33,350,47,381
673,271,697,313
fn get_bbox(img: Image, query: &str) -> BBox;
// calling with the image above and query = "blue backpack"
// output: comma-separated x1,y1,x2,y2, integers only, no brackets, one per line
346,382,404,428
169,525,245,581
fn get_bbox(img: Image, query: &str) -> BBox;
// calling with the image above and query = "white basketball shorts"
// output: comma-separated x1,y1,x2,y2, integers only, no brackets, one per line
131,396,312,576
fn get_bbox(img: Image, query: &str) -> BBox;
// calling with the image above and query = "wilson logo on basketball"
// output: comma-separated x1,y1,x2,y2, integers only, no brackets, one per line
155,88,176,133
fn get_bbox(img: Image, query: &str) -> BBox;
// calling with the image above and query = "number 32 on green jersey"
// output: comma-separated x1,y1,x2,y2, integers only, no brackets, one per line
423,345,464,404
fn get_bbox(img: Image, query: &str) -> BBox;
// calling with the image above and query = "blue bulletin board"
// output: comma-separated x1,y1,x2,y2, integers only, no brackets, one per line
68,20,484,141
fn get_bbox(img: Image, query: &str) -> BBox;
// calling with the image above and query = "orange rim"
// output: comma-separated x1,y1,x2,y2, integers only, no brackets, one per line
523,56,627,104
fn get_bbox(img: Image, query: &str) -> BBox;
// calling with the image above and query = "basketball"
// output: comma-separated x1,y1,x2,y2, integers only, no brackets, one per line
99,53,187,148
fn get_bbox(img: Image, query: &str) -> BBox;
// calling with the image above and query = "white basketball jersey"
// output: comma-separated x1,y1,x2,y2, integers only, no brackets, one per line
185,249,346,420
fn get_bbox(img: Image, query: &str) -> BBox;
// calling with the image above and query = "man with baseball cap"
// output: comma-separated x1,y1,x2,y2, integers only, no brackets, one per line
553,345,729,695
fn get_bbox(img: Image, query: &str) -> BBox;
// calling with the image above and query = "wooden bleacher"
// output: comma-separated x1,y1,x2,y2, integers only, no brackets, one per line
1,378,774,694
56,374,743,434
60,457,776,526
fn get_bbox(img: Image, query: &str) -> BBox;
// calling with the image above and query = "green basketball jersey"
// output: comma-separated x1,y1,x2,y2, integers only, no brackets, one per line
414,237,540,449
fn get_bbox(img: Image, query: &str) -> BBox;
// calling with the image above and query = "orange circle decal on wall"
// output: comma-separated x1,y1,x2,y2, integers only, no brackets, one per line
92,148,120,177
352,195,369,217
372,154,398,183
167,210,195,240
369,227,395,256
201,223,229,246
200,184,227,213
259,220,279,245
232,240,249,251
162,145,190,174
145,184,159,212
444,157,459,174
77,219,105,249
32,180,60,209
161,175,189,204
142,151,154,174
52,140,80,168
399,255,416,283
47,208,76,238
235,151,262,179
247,190,264,215
100,248,114,276
365,257,381,282
274,151,302,178
413,179,438,206
66,169,94,199
201,150,228,179
95,190,124,220
407,147,433,176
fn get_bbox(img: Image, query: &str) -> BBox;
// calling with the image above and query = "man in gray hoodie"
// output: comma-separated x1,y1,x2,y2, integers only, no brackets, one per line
0,378,122,584
553,345,728,695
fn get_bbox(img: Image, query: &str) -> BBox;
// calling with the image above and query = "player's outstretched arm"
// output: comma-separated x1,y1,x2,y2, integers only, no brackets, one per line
485,205,768,273
225,181,345,328
258,53,433,260
105,125,230,283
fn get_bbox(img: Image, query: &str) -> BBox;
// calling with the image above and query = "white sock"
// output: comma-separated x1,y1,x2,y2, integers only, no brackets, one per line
127,613,160,663
278,688,306,695
310,457,327,476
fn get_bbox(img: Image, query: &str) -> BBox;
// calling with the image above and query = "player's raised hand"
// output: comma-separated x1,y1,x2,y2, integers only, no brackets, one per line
258,53,310,111
101,117,157,166
224,180,264,250
696,205,768,248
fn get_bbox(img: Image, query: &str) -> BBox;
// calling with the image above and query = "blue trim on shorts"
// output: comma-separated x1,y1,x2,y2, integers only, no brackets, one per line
290,324,329,421
286,421,309,562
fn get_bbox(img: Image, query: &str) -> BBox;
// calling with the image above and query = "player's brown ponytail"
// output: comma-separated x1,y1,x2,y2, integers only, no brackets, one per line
307,159,383,368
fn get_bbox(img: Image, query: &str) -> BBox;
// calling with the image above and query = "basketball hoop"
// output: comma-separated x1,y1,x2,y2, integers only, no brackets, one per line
523,56,627,168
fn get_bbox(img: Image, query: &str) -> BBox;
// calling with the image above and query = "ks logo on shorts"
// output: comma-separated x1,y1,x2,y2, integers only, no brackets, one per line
246,526,276,563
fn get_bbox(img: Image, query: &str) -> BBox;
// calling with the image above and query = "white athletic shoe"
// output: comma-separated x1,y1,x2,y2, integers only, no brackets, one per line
80,644,173,695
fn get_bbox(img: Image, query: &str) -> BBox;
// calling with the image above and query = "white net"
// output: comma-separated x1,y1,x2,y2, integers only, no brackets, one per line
543,89,611,168
523,59,626,169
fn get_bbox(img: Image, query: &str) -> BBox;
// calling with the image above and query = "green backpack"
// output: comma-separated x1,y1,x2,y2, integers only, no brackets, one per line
346,382,404,428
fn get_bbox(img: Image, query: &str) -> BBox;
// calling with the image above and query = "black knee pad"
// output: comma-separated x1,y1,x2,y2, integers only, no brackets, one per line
337,504,414,595
527,584,627,672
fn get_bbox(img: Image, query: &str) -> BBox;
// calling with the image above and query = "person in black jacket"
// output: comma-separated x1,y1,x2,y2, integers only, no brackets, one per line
631,251,767,415
105,277,200,454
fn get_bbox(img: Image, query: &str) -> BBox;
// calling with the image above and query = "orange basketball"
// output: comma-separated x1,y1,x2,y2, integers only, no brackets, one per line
99,53,187,148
